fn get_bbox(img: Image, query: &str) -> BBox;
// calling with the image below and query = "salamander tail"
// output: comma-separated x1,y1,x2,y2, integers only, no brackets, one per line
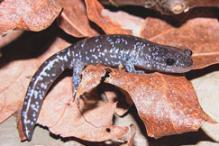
21,47,73,140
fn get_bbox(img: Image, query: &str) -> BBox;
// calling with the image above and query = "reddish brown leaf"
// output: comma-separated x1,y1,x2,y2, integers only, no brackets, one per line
0,1,218,144
76,65,131,116
105,68,213,138
58,0,98,37
0,0,61,34
85,0,131,34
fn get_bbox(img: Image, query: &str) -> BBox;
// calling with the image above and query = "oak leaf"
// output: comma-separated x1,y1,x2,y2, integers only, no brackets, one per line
57,0,98,37
0,0,61,35
0,0,219,145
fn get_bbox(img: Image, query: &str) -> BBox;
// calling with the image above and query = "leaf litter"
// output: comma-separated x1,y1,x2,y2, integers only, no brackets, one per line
0,0,219,145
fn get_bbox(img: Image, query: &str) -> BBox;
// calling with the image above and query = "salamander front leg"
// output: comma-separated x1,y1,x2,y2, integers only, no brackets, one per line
125,59,144,74
72,60,84,98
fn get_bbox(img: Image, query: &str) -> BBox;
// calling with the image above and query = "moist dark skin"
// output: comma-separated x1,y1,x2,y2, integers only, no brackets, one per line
21,34,193,141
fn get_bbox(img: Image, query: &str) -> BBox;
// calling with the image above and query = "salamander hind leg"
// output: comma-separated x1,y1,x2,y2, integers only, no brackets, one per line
72,60,85,98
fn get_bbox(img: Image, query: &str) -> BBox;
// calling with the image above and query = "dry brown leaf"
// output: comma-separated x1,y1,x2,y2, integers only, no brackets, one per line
0,0,61,34
58,0,98,37
192,71,219,142
0,38,70,123
104,67,213,138
38,77,129,142
0,0,218,144
0,59,36,122
0,30,23,48
85,0,131,35
101,10,145,36
142,18,219,70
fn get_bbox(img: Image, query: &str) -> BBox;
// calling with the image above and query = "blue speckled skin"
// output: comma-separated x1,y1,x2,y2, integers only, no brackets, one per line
21,35,192,141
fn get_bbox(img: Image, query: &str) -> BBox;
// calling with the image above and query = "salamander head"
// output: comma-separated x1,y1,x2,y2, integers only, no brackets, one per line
139,44,193,73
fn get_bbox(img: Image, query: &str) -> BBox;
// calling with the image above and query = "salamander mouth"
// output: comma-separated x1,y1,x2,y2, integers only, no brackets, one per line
163,66,192,73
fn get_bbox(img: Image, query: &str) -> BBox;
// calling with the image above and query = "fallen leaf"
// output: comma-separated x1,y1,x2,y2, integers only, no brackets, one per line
115,113,149,146
202,123,219,142
0,37,70,123
0,0,61,34
105,67,213,138
101,10,145,36
0,59,35,123
85,0,131,34
38,76,129,142
0,30,23,49
123,124,136,146
0,116,86,146
0,0,219,145
57,0,98,37
192,71,219,122
192,71,219,142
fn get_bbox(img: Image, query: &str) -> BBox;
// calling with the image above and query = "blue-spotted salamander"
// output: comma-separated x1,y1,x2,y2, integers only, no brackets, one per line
21,34,192,141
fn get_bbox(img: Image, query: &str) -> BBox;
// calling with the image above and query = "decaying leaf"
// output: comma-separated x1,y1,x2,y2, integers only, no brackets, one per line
0,0,61,35
37,77,130,142
0,38,70,123
192,71,219,122
105,67,213,138
0,30,23,49
0,0,219,145
57,0,98,37
101,10,145,36
192,71,219,142
85,0,131,34
0,59,35,122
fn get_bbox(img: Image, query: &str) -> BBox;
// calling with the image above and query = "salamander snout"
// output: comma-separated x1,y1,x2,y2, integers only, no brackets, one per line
150,46,193,73
182,48,193,67
183,48,192,56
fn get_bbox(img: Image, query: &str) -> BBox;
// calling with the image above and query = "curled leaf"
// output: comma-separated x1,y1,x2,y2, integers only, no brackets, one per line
85,0,131,34
105,67,213,138
0,0,61,34
58,0,98,37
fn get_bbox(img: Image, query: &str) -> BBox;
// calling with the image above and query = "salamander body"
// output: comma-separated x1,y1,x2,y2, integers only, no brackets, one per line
21,35,192,141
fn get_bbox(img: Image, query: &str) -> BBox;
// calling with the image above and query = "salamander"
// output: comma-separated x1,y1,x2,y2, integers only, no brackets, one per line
21,34,193,141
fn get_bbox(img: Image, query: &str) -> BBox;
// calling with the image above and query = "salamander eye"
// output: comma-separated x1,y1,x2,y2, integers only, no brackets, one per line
166,58,175,66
